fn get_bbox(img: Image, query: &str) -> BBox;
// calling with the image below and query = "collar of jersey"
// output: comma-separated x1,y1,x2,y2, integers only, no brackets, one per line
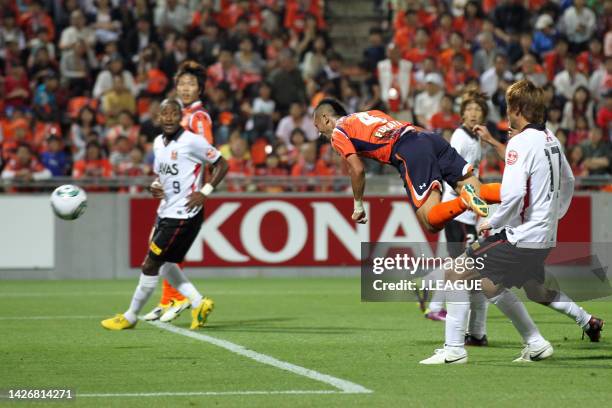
163,128,185,145
521,123,546,132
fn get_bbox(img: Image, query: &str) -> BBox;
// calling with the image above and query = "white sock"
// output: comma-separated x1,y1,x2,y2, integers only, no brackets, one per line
445,289,469,352
489,289,545,345
426,268,445,312
428,291,445,313
468,291,488,339
125,274,159,324
547,291,591,328
161,263,203,308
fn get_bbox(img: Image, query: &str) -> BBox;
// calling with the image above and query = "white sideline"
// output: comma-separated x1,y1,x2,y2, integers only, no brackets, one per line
0,290,355,298
80,390,340,398
146,320,372,395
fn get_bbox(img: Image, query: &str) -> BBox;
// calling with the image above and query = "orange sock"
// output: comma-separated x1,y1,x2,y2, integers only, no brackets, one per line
427,197,467,230
160,278,185,305
480,183,501,203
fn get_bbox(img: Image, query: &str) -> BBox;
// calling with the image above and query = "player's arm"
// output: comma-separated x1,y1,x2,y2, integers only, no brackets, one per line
331,129,368,224
185,139,228,211
480,141,528,233
473,124,506,159
345,153,367,224
558,151,575,219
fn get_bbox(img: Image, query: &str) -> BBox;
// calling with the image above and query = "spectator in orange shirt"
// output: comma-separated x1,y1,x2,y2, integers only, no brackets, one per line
438,32,473,72
403,28,433,68
18,0,55,41
430,13,454,51
253,153,289,193
105,110,140,149
445,53,477,97
1,118,32,163
393,9,419,53
1,144,51,184
291,141,319,191
543,37,569,81
452,1,484,44
225,135,252,191
430,94,461,132
73,140,113,179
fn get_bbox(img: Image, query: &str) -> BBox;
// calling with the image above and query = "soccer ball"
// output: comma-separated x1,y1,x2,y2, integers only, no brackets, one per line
50,185,88,220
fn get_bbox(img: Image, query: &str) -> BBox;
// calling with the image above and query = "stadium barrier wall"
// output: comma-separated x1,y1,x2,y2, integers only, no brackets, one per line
0,192,609,280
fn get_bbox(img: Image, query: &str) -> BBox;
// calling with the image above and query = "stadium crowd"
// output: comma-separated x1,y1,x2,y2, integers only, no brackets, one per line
0,0,610,192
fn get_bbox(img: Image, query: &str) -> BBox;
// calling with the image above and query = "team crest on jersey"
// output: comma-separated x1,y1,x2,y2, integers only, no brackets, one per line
171,151,178,160
507,150,518,165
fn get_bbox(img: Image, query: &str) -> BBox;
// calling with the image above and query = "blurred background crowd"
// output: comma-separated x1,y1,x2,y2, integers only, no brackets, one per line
0,0,610,192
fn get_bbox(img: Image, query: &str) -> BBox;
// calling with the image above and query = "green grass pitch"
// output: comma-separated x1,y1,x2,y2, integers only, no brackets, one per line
0,278,610,407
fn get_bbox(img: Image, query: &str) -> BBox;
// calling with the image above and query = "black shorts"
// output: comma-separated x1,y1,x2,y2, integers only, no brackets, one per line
465,231,552,289
390,130,470,210
444,220,477,258
148,210,203,263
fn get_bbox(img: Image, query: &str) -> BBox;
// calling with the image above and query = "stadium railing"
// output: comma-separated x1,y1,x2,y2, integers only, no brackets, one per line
0,175,610,193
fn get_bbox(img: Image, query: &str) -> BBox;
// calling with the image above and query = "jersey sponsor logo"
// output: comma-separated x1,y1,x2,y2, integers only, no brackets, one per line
507,150,518,165
159,162,179,175
171,151,178,160
149,241,162,255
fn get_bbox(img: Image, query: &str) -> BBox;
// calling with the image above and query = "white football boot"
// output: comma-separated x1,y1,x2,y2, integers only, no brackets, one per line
420,348,468,365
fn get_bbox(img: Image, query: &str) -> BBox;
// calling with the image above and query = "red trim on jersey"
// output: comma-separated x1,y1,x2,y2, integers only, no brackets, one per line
191,163,202,192
520,176,531,223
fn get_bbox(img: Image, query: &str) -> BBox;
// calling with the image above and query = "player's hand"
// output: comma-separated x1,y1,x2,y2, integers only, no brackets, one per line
185,191,206,212
477,221,492,235
351,209,368,224
149,180,164,199
473,125,495,145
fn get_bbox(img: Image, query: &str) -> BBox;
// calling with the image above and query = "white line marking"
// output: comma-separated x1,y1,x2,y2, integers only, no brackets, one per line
0,290,354,298
146,320,372,394
80,390,340,398
0,315,100,320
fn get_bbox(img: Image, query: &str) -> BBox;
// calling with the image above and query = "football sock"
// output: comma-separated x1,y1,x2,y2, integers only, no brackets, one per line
427,198,467,230
547,291,591,329
445,289,469,351
489,289,545,345
479,183,501,203
125,274,159,324
468,291,488,339
427,268,445,312
160,278,186,305
161,263,203,308
428,296,445,313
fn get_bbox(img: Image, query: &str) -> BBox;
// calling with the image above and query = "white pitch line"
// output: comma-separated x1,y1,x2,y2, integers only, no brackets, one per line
0,315,100,320
146,320,372,394
80,390,340,398
0,290,354,298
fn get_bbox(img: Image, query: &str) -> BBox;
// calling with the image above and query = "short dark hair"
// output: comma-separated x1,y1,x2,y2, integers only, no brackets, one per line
315,98,348,117
460,89,489,120
175,60,207,99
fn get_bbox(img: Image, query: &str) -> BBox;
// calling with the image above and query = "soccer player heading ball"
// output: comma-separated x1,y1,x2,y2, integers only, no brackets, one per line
313,98,502,232
101,98,229,330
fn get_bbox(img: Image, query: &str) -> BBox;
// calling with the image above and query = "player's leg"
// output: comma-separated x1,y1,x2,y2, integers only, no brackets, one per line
143,223,186,321
101,254,164,330
523,280,604,342
156,210,214,329
465,290,489,345
158,263,192,322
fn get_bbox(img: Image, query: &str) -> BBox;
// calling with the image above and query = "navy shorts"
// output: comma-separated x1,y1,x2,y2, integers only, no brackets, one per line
390,130,470,210
465,231,552,289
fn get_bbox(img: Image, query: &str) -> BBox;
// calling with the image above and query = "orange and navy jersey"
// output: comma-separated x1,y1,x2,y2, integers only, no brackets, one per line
331,111,413,164
181,101,214,144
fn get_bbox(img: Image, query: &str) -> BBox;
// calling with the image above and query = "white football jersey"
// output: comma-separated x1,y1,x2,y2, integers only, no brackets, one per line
153,129,221,219
488,125,574,248
442,126,482,226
